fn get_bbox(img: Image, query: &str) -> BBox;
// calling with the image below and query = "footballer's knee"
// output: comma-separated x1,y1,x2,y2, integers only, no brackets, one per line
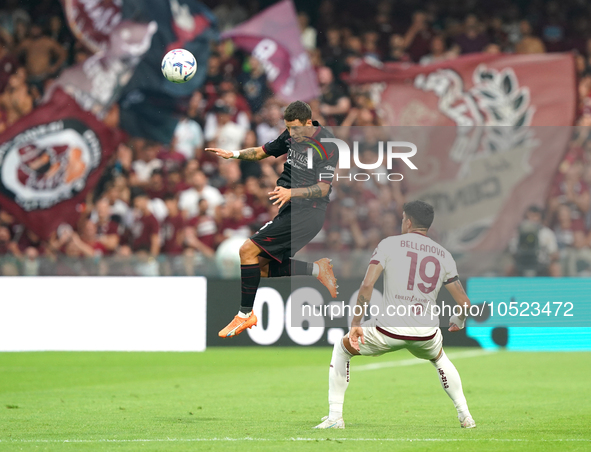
342,335,361,355
431,348,444,363
239,239,260,263
259,257,270,277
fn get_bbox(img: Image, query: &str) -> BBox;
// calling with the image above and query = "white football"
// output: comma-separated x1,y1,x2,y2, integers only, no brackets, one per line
161,49,197,84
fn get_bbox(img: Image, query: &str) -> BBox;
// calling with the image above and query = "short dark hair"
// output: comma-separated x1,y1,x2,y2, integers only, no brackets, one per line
284,101,312,123
403,200,434,230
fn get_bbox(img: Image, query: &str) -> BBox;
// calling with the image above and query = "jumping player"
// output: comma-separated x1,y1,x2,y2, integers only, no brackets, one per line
206,101,339,338
314,200,476,429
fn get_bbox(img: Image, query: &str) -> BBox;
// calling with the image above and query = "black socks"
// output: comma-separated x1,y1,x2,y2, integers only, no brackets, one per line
239,264,261,314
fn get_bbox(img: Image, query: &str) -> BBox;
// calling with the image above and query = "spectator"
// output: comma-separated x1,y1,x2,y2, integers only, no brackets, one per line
515,20,545,54
509,206,560,277
16,22,66,90
541,1,565,53
547,161,590,231
487,16,510,52
562,230,591,276
130,140,163,187
238,56,270,114
171,114,204,160
161,193,185,256
318,66,350,125
384,34,410,62
185,198,217,258
203,52,223,98
320,27,345,75
361,31,380,61
213,0,248,32
92,198,121,254
218,85,251,129
204,102,247,151
145,169,167,200
298,11,317,51
0,0,30,36
178,170,224,218
553,203,583,250
0,67,33,133
185,90,206,126
217,194,253,239
403,11,434,62
129,189,160,258
420,35,454,65
256,103,283,145
0,222,20,258
0,28,17,94
454,15,489,54
76,219,107,257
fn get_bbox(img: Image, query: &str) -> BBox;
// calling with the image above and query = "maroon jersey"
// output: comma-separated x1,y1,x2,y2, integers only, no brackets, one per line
96,220,120,237
158,149,187,174
188,215,217,250
161,214,185,255
95,220,122,255
219,216,252,236
130,213,160,252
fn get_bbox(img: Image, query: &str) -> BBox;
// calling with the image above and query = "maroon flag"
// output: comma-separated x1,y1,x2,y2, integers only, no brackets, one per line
61,0,122,53
44,20,157,118
0,89,121,239
221,0,319,102
348,53,577,271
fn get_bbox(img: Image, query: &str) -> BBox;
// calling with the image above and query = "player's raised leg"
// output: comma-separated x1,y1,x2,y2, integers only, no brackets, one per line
218,239,261,338
431,348,476,428
266,257,339,297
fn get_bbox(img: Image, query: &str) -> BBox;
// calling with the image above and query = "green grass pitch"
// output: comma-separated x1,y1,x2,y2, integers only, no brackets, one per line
1,347,590,451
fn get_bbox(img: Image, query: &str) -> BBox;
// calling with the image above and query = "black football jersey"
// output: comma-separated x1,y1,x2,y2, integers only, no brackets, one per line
262,121,338,210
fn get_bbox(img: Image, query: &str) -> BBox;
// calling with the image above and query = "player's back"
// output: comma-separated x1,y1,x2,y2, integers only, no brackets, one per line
371,232,459,338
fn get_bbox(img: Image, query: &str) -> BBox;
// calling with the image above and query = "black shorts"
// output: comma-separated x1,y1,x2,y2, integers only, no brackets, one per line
250,203,325,263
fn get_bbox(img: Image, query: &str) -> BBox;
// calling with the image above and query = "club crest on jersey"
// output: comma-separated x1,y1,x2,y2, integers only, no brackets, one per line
0,119,102,211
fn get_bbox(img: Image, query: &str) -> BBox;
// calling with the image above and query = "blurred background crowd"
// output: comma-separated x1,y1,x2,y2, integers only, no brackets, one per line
1,0,591,277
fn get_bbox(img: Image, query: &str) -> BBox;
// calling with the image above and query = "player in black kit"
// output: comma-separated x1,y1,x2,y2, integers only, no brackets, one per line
206,101,340,338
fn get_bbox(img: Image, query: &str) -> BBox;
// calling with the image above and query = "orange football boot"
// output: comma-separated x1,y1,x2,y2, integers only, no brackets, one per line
315,258,339,298
218,312,258,338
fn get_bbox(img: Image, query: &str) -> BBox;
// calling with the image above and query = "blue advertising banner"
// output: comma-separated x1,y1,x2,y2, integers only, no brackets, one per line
466,278,591,351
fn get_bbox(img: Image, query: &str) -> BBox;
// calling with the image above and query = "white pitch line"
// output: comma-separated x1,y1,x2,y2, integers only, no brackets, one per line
356,349,495,372
1,438,590,443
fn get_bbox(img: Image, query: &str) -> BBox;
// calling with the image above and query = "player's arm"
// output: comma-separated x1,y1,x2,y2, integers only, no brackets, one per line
349,262,383,351
444,278,472,332
205,146,269,161
269,183,330,208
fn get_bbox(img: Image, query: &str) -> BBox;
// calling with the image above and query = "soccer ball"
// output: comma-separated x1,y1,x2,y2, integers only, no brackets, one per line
161,49,197,84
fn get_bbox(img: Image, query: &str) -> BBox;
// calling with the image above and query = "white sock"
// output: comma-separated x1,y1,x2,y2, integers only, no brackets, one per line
237,310,250,318
312,263,320,277
431,350,471,420
328,339,352,420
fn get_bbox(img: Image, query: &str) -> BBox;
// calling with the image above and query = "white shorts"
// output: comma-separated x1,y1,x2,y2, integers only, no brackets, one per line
358,319,443,361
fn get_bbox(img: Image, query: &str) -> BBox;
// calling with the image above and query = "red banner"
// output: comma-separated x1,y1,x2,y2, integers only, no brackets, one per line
44,20,156,117
61,0,122,53
221,0,319,102
0,89,120,239
349,53,576,270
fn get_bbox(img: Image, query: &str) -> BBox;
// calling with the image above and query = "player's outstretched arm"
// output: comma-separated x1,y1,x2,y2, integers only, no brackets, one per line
205,146,268,161
444,279,472,332
349,262,384,351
